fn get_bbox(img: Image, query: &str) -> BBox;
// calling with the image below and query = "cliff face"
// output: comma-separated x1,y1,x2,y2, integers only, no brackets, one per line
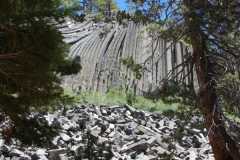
59,19,194,95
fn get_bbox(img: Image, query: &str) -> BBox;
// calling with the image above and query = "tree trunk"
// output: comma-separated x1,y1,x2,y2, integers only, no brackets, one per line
183,0,240,159
192,34,240,160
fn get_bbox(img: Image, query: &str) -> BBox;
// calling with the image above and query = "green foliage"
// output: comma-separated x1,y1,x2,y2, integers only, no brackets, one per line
91,0,118,22
64,87,179,113
0,0,77,120
147,23,162,33
224,112,240,124
134,95,179,112
59,0,86,22
128,0,145,4
131,10,150,24
93,12,105,22
14,114,60,146
116,11,131,24
67,87,127,106
58,56,82,76
72,13,86,22
126,89,136,106
116,10,149,25
95,0,118,13
142,79,195,106
217,73,240,116
0,0,64,19
121,56,143,80
161,80,195,103
60,0,80,10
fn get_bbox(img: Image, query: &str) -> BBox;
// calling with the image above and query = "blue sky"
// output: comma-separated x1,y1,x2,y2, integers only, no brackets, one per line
115,0,128,11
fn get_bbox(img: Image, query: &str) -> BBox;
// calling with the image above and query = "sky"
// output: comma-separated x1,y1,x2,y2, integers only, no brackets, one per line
115,0,129,11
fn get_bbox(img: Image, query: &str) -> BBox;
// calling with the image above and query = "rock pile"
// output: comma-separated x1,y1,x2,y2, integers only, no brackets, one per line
0,104,214,160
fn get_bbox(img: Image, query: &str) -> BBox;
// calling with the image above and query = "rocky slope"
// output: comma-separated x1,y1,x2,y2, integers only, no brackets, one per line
0,104,214,160
59,19,196,95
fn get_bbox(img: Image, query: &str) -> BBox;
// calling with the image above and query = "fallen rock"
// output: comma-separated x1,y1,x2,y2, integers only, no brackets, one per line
48,148,68,160
0,104,215,160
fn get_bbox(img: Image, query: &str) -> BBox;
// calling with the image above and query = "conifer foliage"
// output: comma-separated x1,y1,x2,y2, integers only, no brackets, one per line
0,0,74,120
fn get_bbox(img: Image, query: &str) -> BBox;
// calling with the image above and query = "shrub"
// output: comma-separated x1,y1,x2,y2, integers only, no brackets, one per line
120,56,143,80
64,87,180,113
217,73,240,116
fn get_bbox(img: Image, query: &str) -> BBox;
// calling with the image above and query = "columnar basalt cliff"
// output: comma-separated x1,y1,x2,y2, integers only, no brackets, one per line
59,19,194,94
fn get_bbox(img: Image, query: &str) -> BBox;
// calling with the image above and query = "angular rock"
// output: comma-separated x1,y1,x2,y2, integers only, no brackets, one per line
59,133,71,142
48,148,68,160
0,104,214,160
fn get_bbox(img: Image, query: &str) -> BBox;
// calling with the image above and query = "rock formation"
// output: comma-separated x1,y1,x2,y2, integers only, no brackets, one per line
59,19,195,95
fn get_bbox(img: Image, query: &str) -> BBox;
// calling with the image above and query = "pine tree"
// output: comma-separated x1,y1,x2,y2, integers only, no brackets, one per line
127,0,240,159
97,0,118,16
0,0,76,122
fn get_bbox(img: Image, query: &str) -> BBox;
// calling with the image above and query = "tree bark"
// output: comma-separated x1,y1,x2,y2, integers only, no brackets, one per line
192,32,240,160
183,0,240,159
0,53,18,59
